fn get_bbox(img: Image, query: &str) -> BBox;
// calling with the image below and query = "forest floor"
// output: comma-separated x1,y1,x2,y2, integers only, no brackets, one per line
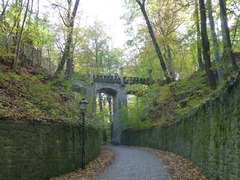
53,146,206,180
0,64,81,122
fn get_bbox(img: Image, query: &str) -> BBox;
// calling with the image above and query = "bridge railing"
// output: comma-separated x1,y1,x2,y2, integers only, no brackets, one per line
91,74,151,85
92,74,121,84
123,77,151,85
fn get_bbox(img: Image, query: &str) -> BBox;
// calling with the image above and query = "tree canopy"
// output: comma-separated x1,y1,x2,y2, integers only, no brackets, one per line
1,0,240,129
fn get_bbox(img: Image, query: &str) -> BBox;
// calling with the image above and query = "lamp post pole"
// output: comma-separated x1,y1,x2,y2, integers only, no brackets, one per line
82,110,86,169
80,98,88,169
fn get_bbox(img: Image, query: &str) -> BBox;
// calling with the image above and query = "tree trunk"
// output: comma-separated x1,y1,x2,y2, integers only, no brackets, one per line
54,1,72,78
65,50,74,79
219,0,238,71
206,0,224,83
95,39,99,65
65,0,81,79
136,0,172,83
107,95,112,140
163,44,175,80
107,95,112,120
0,0,9,21
13,0,30,68
199,0,217,88
98,93,103,112
54,0,80,79
1,1,21,55
11,1,23,67
232,18,239,46
54,30,73,78
195,0,204,70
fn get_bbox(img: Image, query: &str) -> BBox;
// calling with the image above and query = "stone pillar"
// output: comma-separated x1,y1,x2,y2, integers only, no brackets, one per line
112,87,127,144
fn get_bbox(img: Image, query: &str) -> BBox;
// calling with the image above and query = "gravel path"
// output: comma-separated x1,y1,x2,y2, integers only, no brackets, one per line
94,146,171,180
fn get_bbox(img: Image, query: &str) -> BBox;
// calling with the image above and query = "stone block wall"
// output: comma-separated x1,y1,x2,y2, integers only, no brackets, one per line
0,120,101,180
122,79,240,180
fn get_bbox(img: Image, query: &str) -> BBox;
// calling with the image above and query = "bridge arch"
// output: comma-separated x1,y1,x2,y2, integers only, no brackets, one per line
96,87,118,96
74,74,151,144
94,83,127,144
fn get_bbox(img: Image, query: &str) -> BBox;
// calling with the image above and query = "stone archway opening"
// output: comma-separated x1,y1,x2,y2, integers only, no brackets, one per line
96,88,116,142
96,87,125,145
74,74,151,144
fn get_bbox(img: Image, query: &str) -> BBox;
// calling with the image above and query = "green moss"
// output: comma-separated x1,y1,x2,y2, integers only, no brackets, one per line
0,68,85,123
0,71,22,83
122,73,240,180
144,71,215,128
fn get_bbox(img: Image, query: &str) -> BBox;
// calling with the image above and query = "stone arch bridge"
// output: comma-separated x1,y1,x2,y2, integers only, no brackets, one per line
74,74,151,144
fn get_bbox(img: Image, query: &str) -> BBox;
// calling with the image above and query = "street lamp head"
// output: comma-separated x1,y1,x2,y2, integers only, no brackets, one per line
80,98,88,111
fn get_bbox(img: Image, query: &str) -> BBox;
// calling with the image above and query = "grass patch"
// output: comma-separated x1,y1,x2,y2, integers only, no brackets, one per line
148,71,215,127
0,64,82,122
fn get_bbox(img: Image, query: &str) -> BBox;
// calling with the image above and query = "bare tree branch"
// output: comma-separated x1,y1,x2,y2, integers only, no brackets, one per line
52,3,69,27
0,0,9,21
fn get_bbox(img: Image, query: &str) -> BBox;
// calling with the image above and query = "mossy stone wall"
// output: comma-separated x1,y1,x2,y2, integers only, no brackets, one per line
0,120,101,180
122,79,240,180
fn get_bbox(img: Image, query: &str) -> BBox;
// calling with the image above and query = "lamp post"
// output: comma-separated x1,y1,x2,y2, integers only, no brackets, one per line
80,97,88,169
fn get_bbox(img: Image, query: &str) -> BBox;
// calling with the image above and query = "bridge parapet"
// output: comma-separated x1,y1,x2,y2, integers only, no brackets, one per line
92,74,151,85
92,74,121,84
123,77,151,85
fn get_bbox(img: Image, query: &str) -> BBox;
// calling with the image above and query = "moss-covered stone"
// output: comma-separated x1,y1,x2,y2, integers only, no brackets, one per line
0,120,101,179
122,77,240,180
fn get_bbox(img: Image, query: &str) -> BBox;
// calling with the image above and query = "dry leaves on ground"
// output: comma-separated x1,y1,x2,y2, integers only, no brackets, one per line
52,146,207,180
136,147,207,180
51,147,115,180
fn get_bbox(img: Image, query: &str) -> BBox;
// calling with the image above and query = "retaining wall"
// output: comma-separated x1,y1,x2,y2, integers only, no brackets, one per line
122,78,240,180
0,119,101,179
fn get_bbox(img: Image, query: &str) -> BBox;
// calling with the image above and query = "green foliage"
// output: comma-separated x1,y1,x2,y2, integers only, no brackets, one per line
120,95,152,130
122,71,216,130
149,71,215,126
24,18,55,49
0,51,15,65
24,101,42,117
0,71,22,84
94,109,111,128
0,68,82,122
73,21,123,76
126,84,148,96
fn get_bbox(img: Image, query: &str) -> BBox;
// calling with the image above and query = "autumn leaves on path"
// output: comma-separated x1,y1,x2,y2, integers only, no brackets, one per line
53,146,206,180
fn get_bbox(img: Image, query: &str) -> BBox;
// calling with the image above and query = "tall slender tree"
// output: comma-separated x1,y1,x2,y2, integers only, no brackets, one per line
136,0,172,83
53,0,81,79
195,0,204,70
151,0,187,81
0,0,9,21
13,0,30,68
206,0,224,82
219,0,238,71
199,0,217,87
